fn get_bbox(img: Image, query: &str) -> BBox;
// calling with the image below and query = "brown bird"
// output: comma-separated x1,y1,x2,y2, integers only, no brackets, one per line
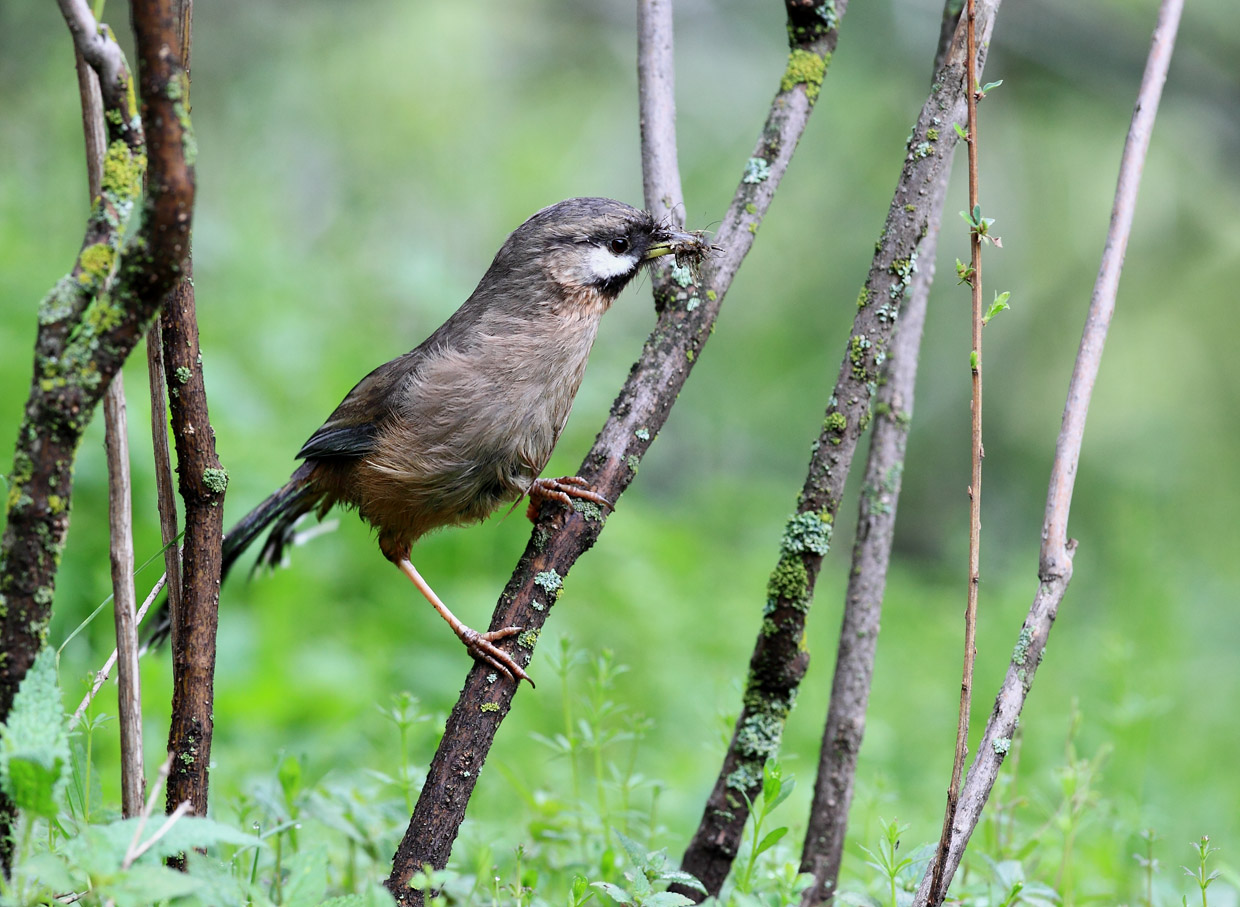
170,198,707,684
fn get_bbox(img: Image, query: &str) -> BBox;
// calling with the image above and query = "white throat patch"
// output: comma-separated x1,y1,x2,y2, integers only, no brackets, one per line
584,245,639,282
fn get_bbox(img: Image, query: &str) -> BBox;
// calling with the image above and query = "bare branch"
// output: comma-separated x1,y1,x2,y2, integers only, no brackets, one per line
911,1,1184,903
638,0,684,225
104,382,145,818
155,0,220,827
798,7,962,900
384,5,841,900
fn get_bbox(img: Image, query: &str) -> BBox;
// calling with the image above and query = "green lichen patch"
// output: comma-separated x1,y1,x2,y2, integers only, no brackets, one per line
77,243,116,288
517,629,540,649
480,702,500,713
533,570,563,595
202,467,229,494
572,499,603,522
767,553,809,608
781,510,832,557
101,140,145,201
1012,626,1034,666
174,366,192,385
781,49,828,103
850,334,874,380
742,157,771,184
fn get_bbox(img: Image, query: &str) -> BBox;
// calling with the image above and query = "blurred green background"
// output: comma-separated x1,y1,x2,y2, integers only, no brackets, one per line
2,0,1238,897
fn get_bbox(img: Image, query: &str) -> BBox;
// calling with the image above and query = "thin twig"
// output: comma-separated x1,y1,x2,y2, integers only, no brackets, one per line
797,5,964,900
69,573,166,730
103,382,144,817
384,4,839,900
147,321,183,648
911,1,1183,902
121,754,182,870
929,0,983,899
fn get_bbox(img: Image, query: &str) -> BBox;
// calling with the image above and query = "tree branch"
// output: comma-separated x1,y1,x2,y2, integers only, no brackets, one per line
0,0,194,867
910,1,1183,902
384,4,840,900
798,6,963,900
155,0,220,829
676,3,1000,897
637,0,684,225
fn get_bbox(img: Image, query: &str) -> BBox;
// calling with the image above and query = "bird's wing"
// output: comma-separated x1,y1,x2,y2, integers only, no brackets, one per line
295,351,419,461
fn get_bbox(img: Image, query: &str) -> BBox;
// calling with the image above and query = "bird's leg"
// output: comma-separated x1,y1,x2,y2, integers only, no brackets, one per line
395,558,533,686
526,476,613,522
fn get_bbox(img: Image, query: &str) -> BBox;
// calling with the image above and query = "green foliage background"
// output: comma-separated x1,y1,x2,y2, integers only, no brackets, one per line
2,0,1238,899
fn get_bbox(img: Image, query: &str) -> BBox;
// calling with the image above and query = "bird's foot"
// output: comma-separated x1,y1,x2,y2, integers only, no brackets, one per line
526,476,613,522
456,624,534,687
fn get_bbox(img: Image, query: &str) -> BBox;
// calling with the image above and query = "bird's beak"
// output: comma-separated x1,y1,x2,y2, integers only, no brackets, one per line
643,228,710,262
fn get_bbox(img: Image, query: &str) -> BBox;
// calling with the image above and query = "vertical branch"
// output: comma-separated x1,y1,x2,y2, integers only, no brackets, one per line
929,0,982,900
637,0,685,225
797,8,963,901
146,323,182,645
76,40,146,819
912,1,1183,903
103,382,145,817
155,0,222,826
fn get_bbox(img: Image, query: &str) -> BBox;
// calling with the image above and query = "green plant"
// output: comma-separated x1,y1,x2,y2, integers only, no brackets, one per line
1182,835,1220,907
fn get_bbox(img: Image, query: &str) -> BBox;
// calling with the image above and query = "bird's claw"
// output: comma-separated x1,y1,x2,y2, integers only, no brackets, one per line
527,476,613,522
457,624,534,687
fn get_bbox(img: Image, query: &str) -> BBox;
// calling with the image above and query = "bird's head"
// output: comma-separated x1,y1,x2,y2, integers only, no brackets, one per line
487,198,710,314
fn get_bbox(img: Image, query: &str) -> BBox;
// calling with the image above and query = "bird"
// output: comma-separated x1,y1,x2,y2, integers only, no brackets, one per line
155,198,709,685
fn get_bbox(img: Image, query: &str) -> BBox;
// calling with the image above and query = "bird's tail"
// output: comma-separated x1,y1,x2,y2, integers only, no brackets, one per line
143,462,324,648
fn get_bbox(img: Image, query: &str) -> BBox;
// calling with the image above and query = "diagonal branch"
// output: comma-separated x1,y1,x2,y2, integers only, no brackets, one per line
798,7,964,902
384,3,840,901
0,0,194,868
911,1,1183,903
676,3,1001,898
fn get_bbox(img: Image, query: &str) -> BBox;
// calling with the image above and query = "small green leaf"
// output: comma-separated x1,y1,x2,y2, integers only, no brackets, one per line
970,350,979,371
983,291,1012,324
980,79,1004,94
593,881,635,905
756,826,789,856
954,122,969,140
644,893,697,907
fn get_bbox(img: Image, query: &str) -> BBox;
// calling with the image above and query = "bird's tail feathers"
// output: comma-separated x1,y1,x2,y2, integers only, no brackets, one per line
221,462,324,582
143,462,325,649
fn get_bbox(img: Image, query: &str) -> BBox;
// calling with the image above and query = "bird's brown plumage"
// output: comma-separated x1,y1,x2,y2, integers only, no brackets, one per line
151,198,710,682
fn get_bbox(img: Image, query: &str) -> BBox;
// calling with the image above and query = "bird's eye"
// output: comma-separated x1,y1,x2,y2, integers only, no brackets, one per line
608,237,631,255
